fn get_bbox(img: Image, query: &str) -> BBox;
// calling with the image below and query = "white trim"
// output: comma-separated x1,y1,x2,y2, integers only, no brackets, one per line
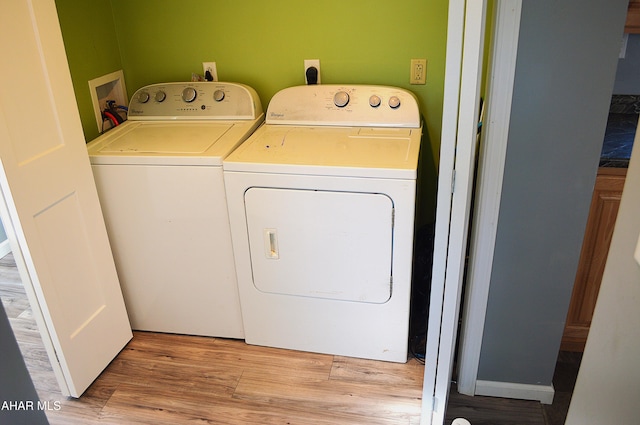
420,0,465,422
475,380,555,405
0,239,10,258
421,1,488,424
456,0,523,396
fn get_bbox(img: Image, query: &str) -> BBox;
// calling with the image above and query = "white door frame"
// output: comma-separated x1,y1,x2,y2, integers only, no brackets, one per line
421,0,488,423
456,0,523,396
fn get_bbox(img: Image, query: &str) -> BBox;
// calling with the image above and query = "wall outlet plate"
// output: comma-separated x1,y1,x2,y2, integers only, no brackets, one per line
304,59,320,84
410,59,427,85
202,62,218,81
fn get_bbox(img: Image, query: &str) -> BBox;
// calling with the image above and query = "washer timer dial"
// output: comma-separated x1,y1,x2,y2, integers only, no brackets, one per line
181,87,197,103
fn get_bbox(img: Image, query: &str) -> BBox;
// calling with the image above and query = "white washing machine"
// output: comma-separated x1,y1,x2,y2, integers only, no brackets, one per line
223,85,422,362
87,82,263,338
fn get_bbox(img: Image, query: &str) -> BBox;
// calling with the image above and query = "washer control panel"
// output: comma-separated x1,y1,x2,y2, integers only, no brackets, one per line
128,82,263,120
266,85,420,128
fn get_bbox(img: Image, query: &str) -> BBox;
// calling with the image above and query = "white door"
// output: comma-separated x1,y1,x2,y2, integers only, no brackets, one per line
0,0,132,397
421,0,487,424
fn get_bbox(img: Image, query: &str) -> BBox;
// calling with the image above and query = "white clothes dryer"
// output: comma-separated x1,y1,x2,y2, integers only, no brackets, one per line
87,82,263,338
223,85,422,362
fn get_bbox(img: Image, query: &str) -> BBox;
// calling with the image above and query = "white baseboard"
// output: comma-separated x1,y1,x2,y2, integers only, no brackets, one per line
0,239,11,259
475,380,555,404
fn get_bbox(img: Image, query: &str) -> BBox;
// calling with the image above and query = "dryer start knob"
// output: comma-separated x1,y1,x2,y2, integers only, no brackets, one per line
334,91,350,108
181,87,197,103
388,96,401,109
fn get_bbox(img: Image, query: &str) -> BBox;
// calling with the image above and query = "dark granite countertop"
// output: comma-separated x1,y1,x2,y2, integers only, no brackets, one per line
600,95,638,168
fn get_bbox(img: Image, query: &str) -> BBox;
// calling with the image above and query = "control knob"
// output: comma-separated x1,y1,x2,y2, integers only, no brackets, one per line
369,95,381,108
333,91,350,108
137,91,150,103
213,89,225,102
155,91,166,102
388,96,401,109
181,87,197,103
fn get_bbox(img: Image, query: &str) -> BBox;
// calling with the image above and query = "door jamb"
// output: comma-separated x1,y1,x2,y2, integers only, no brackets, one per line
456,0,523,396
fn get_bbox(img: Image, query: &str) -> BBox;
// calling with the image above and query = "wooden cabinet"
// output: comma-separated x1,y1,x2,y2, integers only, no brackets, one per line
561,167,627,352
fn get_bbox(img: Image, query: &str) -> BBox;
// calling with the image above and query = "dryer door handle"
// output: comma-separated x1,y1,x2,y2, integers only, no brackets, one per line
264,228,280,259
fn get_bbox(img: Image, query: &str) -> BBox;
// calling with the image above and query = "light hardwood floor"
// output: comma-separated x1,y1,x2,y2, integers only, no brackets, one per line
45,333,424,424
1,252,571,425
1,253,424,425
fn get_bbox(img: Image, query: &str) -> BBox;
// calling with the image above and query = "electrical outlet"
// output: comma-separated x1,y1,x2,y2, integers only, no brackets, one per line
202,62,218,81
304,59,321,84
410,59,427,85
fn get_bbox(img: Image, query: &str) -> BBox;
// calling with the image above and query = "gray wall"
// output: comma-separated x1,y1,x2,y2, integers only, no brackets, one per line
477,0,628,386
614,34,640,94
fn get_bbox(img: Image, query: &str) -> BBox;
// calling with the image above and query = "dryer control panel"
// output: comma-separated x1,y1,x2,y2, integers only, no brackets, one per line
266,85,421,128
128,82,263,121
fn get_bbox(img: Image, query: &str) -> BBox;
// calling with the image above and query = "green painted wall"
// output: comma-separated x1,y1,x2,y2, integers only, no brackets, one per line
110,1,447,161
55,0,449,224
55,0,122,142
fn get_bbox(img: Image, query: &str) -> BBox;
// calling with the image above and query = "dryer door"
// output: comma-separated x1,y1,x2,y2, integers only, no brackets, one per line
244,188,393,303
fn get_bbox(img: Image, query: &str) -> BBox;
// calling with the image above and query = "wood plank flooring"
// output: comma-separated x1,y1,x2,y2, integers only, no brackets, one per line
0,253,576,425
43,332,424,425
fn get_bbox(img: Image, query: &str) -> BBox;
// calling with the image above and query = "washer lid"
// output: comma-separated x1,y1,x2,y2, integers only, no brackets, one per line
88,119,263,166
98,123,232,154
223,124,422,179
